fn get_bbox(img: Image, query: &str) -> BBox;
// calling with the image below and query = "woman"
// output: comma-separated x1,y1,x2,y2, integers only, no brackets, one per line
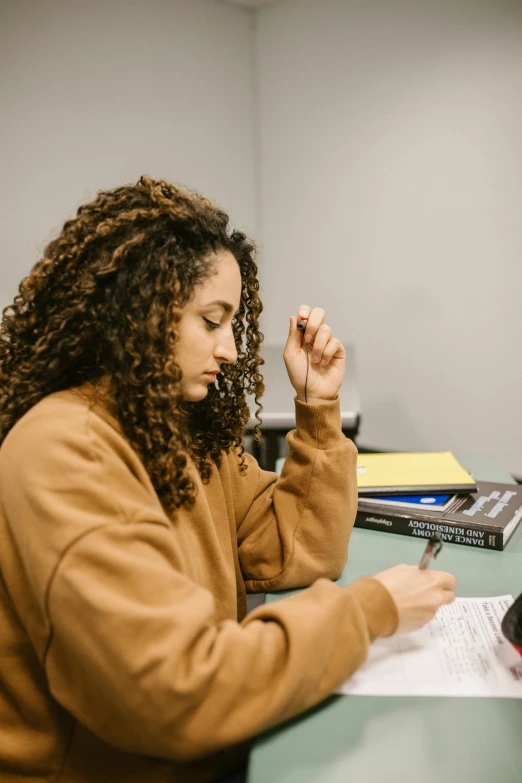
0,175,456,783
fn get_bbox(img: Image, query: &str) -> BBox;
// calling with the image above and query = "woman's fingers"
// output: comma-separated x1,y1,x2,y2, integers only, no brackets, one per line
373,564,458,634
285,304,347,400
296,306,336,361
318,337,344,366
293,305,345,365
441,588,457,605
429,570,458,591
302,307,325,345
310,324,332,362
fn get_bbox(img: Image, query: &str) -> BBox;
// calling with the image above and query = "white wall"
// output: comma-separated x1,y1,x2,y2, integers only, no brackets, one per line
0,0,257,305
2,0,521,477
255,0,522,476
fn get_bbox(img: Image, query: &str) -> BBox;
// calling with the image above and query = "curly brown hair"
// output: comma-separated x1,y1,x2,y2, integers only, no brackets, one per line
0,175,265,514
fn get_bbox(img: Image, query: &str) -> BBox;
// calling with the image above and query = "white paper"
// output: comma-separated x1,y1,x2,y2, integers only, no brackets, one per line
337,595,522,699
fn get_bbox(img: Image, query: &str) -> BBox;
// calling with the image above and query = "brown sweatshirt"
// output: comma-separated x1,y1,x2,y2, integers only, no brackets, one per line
0,387,398,783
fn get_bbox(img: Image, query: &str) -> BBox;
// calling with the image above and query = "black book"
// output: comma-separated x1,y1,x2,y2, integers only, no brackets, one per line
356,481,522,551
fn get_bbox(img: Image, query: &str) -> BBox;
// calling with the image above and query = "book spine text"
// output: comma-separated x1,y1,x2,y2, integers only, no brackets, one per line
355,511,503,550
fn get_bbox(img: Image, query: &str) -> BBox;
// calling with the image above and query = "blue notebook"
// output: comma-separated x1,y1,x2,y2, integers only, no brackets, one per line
362,493,456,513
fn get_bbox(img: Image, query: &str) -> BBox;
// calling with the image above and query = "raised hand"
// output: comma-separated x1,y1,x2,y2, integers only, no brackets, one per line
283,305,346,404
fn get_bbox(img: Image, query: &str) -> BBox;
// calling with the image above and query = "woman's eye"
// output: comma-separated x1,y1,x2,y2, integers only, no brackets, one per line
203,317,220,330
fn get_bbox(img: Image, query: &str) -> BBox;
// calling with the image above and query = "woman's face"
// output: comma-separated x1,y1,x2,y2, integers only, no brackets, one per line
176,250,242,402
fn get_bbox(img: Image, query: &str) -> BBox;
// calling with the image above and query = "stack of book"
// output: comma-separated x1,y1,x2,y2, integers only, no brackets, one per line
355,451,522,551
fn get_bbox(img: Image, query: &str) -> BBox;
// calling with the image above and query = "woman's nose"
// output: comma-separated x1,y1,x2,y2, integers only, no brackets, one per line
215,331,238,365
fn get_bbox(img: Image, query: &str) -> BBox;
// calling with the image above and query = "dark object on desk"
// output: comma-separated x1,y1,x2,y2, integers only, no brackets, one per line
501,592,522,656
418,532,442,569
356,480,522,551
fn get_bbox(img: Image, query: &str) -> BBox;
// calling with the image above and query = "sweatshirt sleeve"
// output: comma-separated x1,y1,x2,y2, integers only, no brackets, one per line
44,524,397,763
1,402,397,764
232,396,358,592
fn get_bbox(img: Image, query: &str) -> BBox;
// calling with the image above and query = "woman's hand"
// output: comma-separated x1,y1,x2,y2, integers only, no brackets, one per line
372,564,457,634
283,305,346,404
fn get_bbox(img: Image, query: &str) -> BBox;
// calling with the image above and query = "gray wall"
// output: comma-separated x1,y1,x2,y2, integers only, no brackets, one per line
1,0,257,305
255,0,522,476
2,0,521,476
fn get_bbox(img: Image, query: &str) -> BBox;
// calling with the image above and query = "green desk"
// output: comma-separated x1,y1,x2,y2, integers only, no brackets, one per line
247,456,522,783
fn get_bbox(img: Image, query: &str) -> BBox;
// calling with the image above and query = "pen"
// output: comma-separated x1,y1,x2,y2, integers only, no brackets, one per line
418,532,443,570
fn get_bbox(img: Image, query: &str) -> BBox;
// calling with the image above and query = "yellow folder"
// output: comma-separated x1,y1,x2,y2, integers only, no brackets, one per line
356,451,476,495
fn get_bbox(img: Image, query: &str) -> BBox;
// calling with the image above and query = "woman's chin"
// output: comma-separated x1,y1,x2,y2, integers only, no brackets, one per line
180,383,210,403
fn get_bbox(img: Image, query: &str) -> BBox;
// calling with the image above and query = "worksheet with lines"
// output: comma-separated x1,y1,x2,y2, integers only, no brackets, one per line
337,596,522,699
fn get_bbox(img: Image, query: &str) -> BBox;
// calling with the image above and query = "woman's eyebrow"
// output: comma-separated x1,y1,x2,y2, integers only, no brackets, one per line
203,300,234,314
